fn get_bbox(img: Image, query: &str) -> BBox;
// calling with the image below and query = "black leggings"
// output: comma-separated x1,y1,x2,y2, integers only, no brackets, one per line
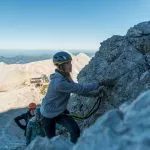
41,113,80,143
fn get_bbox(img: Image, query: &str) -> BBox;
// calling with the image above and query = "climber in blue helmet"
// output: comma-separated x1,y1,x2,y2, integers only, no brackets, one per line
40,51,115,143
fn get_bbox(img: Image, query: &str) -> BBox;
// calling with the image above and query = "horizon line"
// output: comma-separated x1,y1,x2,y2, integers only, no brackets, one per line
0,49,97,51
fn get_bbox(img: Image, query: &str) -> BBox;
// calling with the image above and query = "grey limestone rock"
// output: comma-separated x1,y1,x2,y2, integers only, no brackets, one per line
68,21,150,129
73,90,150,150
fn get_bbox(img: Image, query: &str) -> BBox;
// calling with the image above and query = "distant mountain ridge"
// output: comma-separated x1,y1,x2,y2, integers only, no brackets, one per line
0,51,95,64
0,53,90,92
0,55,53,64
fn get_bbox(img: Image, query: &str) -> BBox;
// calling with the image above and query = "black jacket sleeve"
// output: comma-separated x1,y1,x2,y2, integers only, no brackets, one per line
14,113,27,130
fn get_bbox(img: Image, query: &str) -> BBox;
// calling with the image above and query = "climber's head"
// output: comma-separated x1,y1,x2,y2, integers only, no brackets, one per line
28,102,36,115
53,51,72,73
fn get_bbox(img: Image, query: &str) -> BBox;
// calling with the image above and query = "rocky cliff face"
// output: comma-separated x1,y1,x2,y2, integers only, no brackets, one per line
73,90,150,150
68,21,150,130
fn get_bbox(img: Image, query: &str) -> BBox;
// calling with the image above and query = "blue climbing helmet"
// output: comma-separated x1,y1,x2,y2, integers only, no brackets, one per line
53,51,72,65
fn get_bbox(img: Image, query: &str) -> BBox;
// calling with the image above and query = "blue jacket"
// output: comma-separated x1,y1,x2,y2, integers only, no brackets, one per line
40,70,99,118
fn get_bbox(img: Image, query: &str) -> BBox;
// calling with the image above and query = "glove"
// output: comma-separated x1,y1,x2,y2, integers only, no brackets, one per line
100,79,116,88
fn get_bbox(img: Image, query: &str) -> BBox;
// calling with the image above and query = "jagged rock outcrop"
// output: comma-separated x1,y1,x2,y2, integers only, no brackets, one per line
73,90,150,150
68,21,150,129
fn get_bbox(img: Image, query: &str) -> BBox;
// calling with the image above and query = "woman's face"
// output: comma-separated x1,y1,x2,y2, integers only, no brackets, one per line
63,61,72,73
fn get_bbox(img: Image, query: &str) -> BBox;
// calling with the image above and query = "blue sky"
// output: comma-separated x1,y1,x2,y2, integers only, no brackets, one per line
0,0,150,51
